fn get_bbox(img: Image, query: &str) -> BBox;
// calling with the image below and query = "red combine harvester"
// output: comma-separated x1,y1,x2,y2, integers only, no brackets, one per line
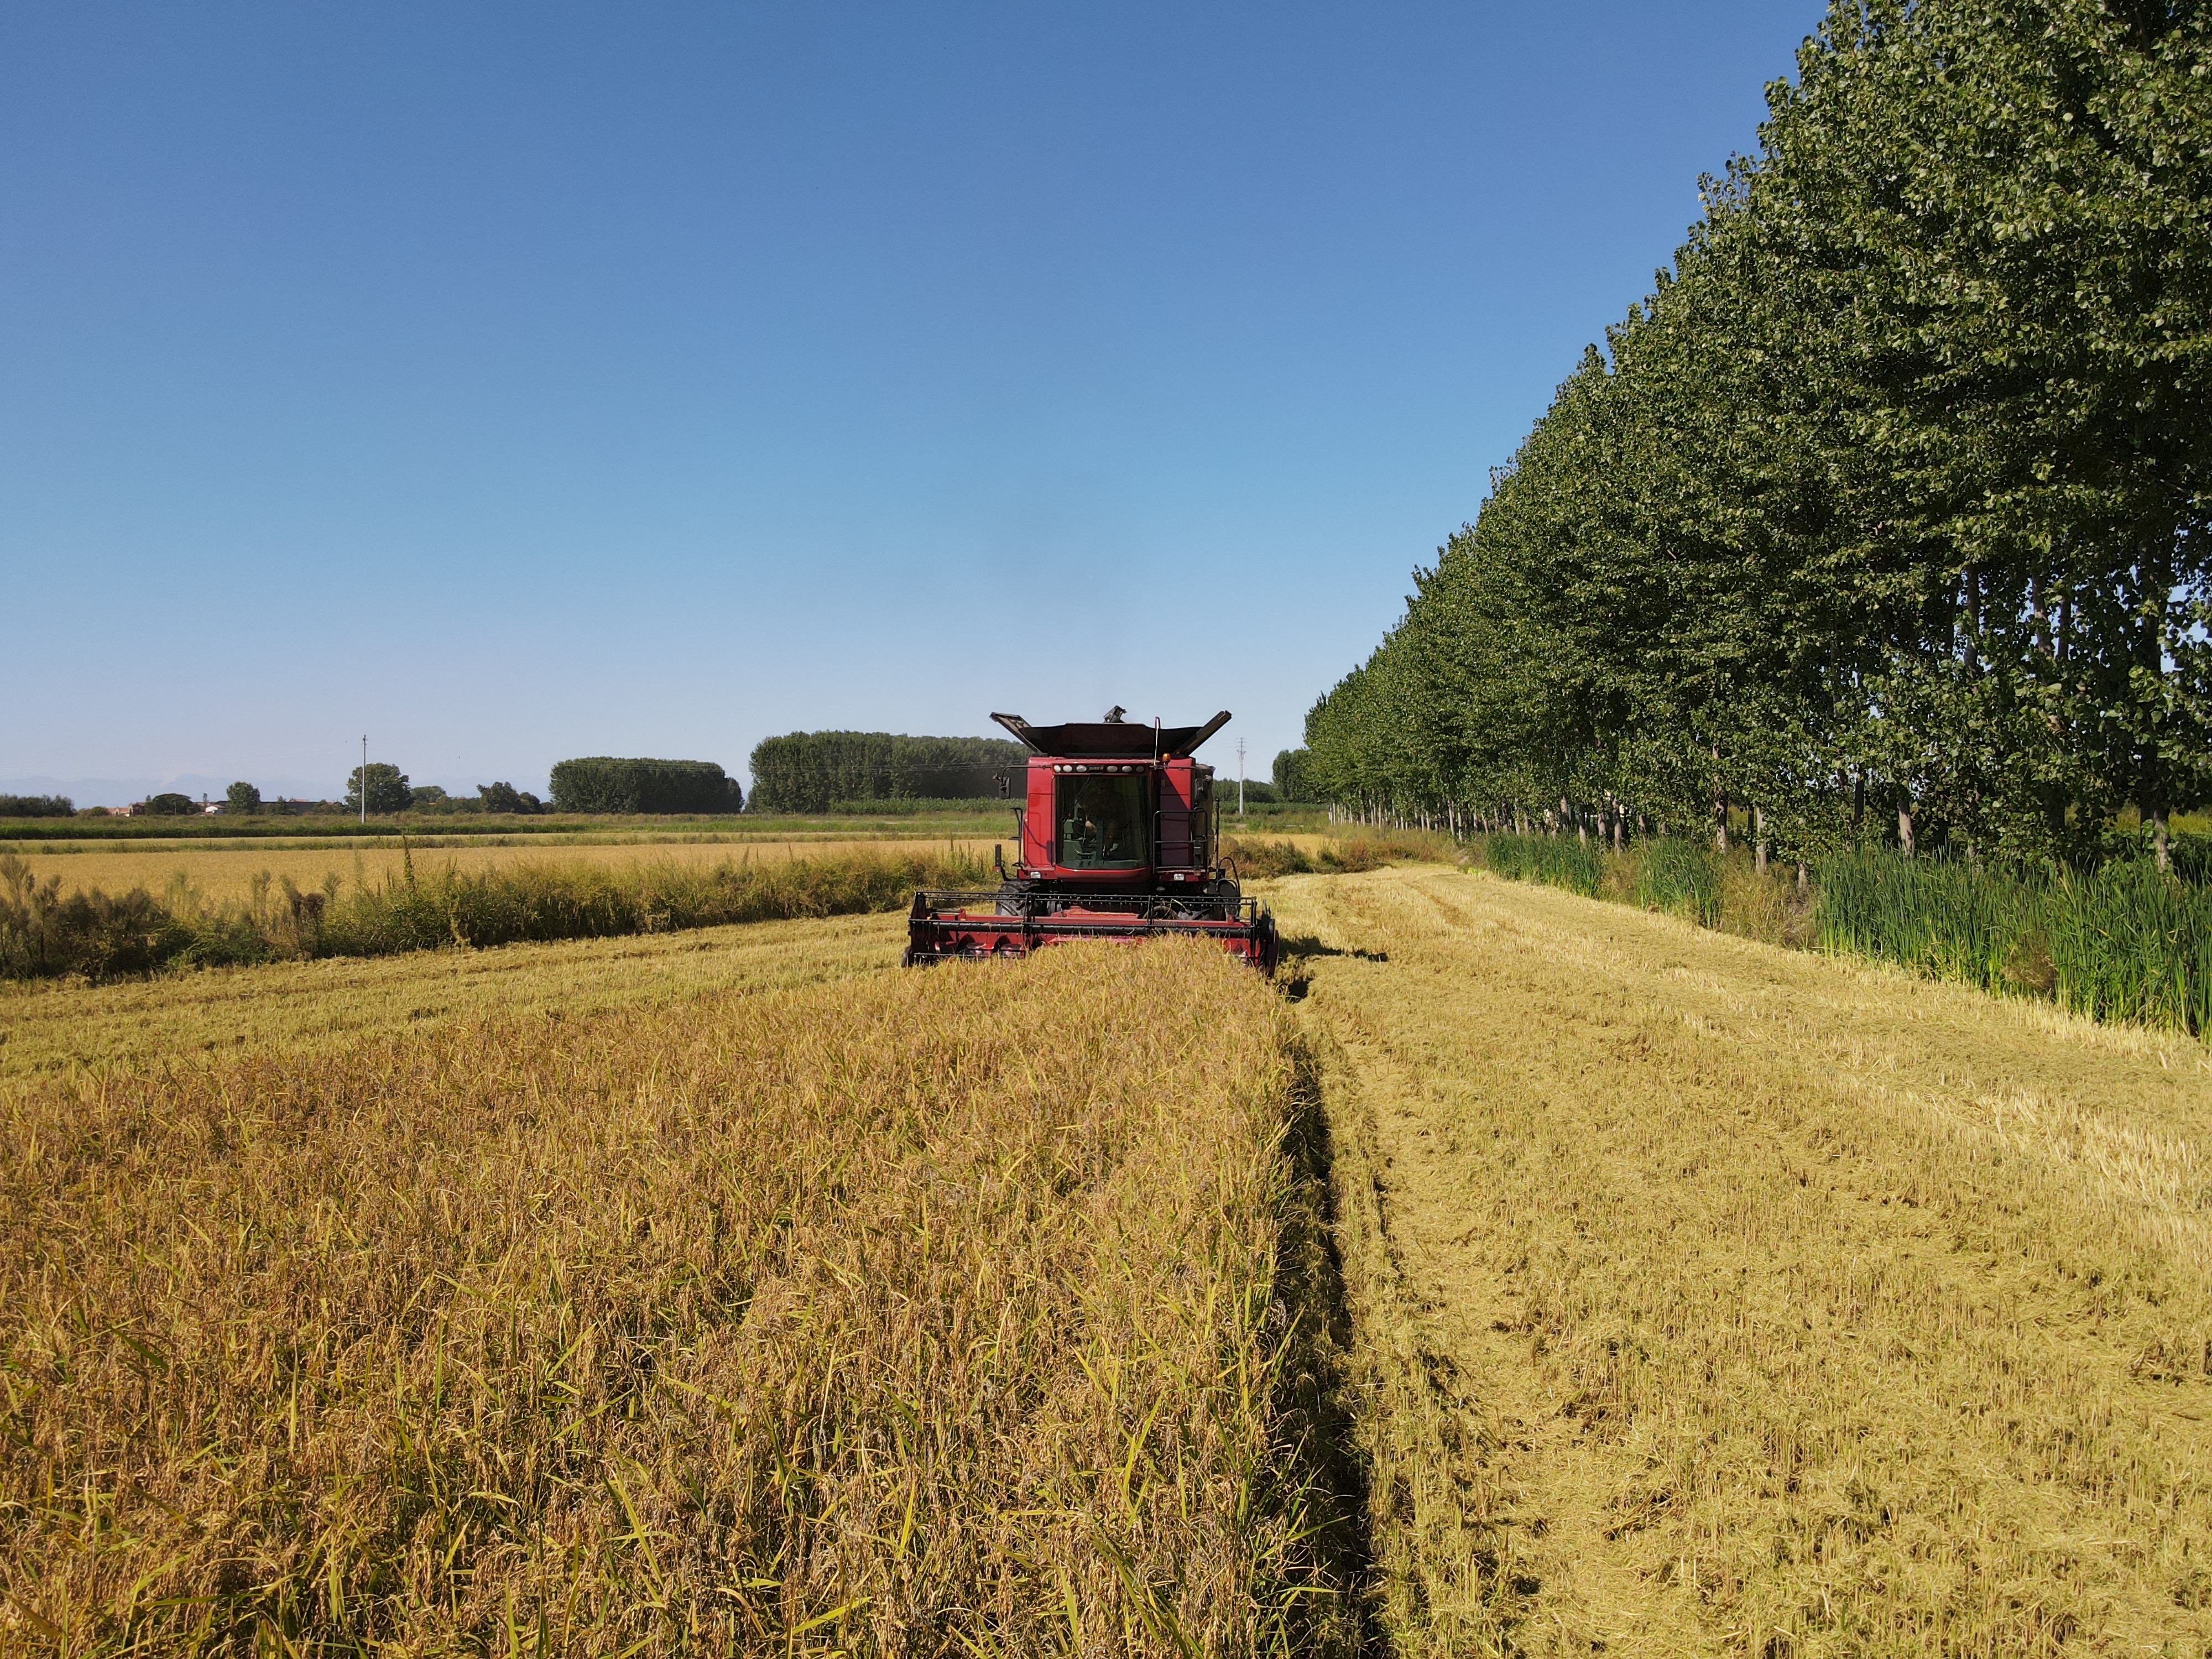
903,707,1279,974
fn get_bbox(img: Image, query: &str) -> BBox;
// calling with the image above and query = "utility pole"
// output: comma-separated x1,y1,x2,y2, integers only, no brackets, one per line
1237,738,1245,817
361,735,368,825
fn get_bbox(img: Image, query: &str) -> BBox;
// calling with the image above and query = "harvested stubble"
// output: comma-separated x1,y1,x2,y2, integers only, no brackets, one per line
0,941,1359,1655
1481,833,2212,1035
1277,865,2212,1655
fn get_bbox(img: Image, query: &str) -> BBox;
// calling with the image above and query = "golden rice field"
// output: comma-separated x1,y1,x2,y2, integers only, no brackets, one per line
13,859,2212,1655
0,911,908,1078
1273,865,2212,1656
11,836,998,905
0,940,1359,1655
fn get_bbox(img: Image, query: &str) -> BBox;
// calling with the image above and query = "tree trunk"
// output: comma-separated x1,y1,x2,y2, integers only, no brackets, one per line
1897,799,1915,859
1754,804,1767,876
1712,750,1728,853
2155,801,2171,874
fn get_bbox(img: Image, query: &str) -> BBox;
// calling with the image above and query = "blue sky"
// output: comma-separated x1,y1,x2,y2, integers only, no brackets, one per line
2,2,1827,804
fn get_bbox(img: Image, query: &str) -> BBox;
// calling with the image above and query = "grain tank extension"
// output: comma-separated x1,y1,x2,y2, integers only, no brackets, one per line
902,708,1279,974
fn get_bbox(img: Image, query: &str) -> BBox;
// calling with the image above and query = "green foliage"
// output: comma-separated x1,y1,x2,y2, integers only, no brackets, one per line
345,764,413,816
476,781,540,814
0,795,73,818
1304,0,2212,870
403,788,481,815
748,732,1026,814
547,757,742,815
224,781,260,815
144,793,197,817
1271,749,1319,802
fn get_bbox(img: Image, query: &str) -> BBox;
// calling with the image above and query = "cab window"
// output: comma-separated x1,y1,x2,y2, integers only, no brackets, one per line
1056,775,1149,870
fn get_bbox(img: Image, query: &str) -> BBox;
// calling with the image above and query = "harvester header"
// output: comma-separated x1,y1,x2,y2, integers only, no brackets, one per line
903,707,1278,974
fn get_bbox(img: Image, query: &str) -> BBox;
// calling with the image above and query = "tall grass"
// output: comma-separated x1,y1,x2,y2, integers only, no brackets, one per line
0,845,989,982
1482,832,1723,923
1480,831,1602,897
0,942,1363,1653
1629,837,1722,925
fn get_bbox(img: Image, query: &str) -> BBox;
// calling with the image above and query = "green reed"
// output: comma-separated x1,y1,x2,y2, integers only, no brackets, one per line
1481,831,1606,898
1816,852,2212,1035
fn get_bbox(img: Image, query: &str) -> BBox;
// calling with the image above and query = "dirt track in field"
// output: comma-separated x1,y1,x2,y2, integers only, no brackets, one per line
1270,864,2212,1656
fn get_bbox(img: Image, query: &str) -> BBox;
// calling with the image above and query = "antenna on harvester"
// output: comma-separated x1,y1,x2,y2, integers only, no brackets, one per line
361,735,368,825
1237,737,1245,817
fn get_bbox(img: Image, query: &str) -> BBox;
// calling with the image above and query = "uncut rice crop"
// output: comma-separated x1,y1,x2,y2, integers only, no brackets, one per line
0,846,990,982
0,911,909,1080
0,941,1360,1655
12,837,1000,907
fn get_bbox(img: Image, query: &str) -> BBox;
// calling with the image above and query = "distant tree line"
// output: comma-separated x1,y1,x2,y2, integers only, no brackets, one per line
330,767,551,815
1305,0,2212,871
547,758,743,815
748,733,1026,815
0,795,75,818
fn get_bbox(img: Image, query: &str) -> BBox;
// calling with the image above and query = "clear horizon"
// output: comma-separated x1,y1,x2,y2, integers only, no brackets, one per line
4,2,1827,807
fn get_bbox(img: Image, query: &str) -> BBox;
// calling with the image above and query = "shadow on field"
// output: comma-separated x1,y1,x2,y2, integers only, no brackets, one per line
1275,1036,1385,1655
1277,934,1387,1003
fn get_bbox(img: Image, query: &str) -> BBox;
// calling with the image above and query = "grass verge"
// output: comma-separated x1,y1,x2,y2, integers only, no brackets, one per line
0,940,1364,1655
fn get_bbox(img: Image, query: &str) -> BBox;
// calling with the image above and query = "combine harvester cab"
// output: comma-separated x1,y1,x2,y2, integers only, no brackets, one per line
904,708,1280,975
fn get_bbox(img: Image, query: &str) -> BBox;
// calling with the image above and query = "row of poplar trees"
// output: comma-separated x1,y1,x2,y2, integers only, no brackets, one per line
1306,0,2212,869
